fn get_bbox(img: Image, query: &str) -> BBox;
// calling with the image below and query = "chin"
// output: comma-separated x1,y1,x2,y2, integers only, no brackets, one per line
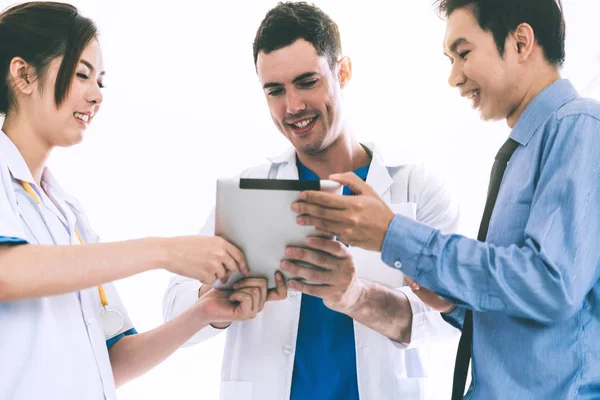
58,132,84,148
478,108,496,121
301,135,331,155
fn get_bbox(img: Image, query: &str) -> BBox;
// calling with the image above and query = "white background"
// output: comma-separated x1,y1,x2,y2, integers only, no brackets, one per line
2,0,599,399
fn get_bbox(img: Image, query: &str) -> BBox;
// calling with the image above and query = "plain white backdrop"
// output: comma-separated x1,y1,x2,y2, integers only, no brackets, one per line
1,0,599,399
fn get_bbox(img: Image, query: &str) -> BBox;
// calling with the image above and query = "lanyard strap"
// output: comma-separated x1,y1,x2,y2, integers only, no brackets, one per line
19,181,109,308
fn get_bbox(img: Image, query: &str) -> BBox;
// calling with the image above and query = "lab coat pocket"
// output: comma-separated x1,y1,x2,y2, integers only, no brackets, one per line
393,377,427,400
220,381,254,400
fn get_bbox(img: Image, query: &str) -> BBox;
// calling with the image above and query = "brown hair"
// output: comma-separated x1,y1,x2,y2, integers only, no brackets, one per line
0,1,98,115
253,2,342,71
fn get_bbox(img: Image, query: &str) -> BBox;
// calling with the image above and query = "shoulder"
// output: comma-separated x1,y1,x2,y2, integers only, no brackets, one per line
556,97,600,122
543,97,600,151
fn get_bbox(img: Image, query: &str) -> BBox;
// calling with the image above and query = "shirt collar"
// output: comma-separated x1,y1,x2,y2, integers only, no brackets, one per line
0,130,37,184
266,142,403,168
267,141,396,196
0,130,81,215
510,79,579,146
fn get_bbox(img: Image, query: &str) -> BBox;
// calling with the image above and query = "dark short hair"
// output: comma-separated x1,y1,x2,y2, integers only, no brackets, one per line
0,1,98,114
253,1,342,71
434,0,565,67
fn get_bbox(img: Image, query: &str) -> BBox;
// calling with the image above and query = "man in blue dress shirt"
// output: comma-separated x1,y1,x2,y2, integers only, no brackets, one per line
294,0,600,399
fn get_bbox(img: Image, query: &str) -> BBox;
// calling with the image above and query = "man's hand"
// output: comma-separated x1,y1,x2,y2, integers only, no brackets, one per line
292,172,395,252
280,236,365,314
197,272,288,329
405,276,456,313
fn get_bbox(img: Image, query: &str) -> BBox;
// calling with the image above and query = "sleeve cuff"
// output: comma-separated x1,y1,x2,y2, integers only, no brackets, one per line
390,286,430,350
163,279,228,346
381,214,436,278
106,328,138,349
441,306,466,331
0,236,28,245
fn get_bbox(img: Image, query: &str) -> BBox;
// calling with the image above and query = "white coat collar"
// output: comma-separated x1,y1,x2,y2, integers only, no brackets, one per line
266,142,398,198
0,130,36,185
0,130,79,228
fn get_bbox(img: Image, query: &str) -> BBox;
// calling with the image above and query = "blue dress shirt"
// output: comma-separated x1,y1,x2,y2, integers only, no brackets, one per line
381,79,600,399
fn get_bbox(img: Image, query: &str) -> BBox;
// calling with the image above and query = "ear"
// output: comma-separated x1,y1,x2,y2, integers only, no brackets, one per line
337,56,352,88
9,57,35,95
512,23,535,63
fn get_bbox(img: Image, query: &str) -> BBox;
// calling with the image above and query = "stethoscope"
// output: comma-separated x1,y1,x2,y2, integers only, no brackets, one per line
17,180,124,337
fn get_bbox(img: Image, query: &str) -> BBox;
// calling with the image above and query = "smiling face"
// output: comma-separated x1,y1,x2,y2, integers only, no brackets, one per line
257,39,350,156
22,39,105,148
443,7,524,122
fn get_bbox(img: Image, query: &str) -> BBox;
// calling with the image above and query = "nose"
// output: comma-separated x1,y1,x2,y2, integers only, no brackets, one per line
448,62,466,88
285,89,306,115
87,82,103,106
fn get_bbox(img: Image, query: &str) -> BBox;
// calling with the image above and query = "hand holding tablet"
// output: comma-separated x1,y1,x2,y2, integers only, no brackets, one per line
213,178,343,289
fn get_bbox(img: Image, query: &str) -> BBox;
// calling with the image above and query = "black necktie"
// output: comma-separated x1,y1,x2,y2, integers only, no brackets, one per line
451,138,520,400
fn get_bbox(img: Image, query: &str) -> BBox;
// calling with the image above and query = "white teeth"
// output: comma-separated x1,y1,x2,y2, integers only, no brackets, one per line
467,90,480,100
292,118,314,129
74,112,90,122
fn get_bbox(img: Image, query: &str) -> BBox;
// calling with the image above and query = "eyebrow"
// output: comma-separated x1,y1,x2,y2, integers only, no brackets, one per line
444,37,469,57
80,59,105,76
263,72,318,89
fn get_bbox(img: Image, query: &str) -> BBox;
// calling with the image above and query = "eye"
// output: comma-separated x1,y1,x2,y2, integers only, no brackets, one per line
459,50,471,59
77,73,89,80
298,80,317,89
268,88,283,97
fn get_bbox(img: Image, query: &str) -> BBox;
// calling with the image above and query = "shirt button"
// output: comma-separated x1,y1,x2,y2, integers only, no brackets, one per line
394,260,402,269
85,317,94,326
287,290,298,299
282,344,293,355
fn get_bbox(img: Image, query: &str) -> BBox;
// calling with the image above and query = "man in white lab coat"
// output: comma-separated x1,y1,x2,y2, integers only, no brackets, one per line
164,2,460,399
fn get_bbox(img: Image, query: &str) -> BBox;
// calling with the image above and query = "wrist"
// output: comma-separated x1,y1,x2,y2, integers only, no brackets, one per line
329,278,368,316
377,211,396,252
185,300,211,330
145,237,172,271
194,294,232,329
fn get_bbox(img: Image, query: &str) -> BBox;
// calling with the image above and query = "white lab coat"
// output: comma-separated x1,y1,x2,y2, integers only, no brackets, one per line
164,143,460,400
0,131,134,400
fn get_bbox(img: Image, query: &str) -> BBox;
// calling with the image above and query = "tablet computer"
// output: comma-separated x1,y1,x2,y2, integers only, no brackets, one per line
212,178,343,289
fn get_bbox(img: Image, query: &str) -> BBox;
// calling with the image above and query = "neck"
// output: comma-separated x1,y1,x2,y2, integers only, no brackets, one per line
296,125,371,179
506,66,561,128
2,113,52,185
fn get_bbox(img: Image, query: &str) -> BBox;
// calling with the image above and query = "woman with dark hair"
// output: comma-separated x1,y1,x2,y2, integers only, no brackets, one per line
0,3,282,399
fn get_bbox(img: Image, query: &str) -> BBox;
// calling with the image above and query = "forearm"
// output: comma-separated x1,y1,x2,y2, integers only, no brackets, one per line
0,239,169,301
382,215,595,323
109,302,208,388
344,278,413,343
163,279,225,346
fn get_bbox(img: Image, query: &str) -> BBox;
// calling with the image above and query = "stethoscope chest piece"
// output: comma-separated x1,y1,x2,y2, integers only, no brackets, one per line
100,307,124,337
